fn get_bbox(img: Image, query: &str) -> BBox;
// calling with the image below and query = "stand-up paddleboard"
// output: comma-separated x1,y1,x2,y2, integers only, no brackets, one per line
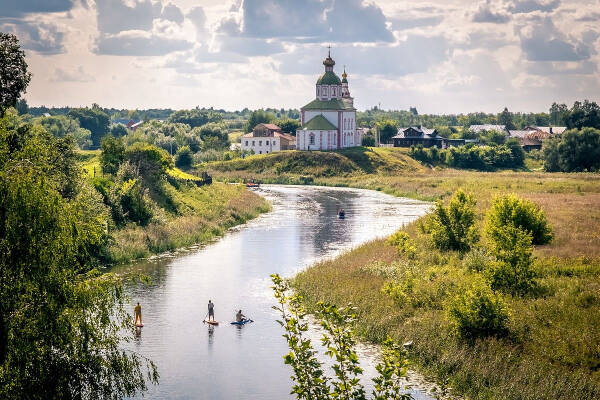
135,323,144,328
230,319,253,326
204,319,219,326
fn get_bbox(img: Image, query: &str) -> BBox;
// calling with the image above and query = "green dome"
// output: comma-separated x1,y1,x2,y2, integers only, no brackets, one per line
316,71,341,85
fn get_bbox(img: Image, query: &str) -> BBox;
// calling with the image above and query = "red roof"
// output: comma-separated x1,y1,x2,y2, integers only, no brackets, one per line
259,123,282,131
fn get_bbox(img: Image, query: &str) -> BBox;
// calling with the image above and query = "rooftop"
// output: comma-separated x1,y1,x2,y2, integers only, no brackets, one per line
301,98,350,111
300,114,337,131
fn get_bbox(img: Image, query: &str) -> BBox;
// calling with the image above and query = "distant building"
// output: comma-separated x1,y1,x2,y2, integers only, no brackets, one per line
393,127,443,148
469,124,509,134
523,126,567,135
296,49,363,150
241,123,296,154
520,137,543,152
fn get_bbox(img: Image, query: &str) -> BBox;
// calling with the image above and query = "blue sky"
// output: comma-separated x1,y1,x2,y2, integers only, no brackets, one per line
0,0,599,113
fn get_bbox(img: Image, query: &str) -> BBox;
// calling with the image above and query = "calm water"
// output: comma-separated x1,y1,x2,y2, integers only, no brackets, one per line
120,185,437,399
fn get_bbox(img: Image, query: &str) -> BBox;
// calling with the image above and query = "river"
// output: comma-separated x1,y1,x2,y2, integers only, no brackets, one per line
119,185,439,399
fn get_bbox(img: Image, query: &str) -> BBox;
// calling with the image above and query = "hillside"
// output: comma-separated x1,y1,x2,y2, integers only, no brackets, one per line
202,147,425,180
78,150,271,263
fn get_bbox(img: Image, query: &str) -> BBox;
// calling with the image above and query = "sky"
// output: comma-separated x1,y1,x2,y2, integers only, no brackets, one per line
1,0,599,114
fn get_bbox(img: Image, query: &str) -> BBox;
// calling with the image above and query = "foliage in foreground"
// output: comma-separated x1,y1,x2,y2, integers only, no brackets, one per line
272,274,411,400
0,113,158,399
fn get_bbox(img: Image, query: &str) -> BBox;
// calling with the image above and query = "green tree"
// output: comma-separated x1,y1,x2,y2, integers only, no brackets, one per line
505,138,525,167
100,134,126,175
543,128,600,172
276,118,301,134
0,33,31,117
549,102,568,126
194,122,229,150
486,194,553,245
498,107,516,130
15,99,28,115
376,120,398,144
175,145,193,169
361,134,375,146
167,108,223,128
565,100,600,130
110,123,128,137
35,115,93,149
68,107,110,147
0,113,158,399
244,109,275,132
422,189,479,252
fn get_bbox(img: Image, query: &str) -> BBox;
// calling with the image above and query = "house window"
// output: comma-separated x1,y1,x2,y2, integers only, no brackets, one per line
259,141,262,146
252,141,255,146
266,140,269,145
245,141,248,146
309,134,315,145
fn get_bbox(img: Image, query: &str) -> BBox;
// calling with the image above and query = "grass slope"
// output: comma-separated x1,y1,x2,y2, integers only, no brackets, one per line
78,150,271,264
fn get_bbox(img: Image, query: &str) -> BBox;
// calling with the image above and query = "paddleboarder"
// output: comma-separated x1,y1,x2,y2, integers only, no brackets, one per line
134,302,142,326
208,300,215,321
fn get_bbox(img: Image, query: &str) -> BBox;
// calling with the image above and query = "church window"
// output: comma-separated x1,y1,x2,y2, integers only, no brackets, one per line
259,140,262,146
309,134,315,145
266,140,269,145
252,141,255,146
245,141,248,146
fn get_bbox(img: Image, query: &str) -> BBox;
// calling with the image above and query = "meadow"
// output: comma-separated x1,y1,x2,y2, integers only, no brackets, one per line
202,147,600,399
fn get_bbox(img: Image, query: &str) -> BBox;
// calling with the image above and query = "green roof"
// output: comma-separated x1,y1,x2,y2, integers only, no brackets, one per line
316,71,341,85
301,115,337,131
301,98,347,110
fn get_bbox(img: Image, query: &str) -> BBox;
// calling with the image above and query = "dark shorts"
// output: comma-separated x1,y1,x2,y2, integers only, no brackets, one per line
208,310,214,316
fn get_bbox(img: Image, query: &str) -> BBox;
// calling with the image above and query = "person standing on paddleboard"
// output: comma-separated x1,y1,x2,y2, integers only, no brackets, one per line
208,300,215,321
134,302,142,326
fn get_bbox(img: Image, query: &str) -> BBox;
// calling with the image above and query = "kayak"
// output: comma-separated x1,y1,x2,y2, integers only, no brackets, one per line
230,319,253,326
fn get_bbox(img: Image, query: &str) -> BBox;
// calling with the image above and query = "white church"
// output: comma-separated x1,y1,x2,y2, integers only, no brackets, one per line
296,50,363,150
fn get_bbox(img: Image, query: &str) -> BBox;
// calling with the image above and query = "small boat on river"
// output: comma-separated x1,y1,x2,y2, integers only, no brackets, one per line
231,318,253,326
245,179,260,188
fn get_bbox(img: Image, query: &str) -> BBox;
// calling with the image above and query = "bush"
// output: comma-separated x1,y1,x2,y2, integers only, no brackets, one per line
422,189,479,252
486,224,536,295
486,194,553,245
362,134,375,146
446,277,509,339
100,134,125,175
175,145,193,169
387,231,417,259
119,178,153,226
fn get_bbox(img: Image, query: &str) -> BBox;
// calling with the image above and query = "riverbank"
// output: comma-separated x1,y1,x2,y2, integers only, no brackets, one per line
290,174,600,399
107,182,271,263
79,150,271,264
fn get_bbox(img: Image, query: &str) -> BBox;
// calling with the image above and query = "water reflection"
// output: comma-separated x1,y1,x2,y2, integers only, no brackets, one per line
117,185,434,399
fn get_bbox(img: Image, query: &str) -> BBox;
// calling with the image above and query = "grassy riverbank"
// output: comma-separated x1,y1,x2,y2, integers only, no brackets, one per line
79,150,271,264
202,148,600,399
291,174,600,399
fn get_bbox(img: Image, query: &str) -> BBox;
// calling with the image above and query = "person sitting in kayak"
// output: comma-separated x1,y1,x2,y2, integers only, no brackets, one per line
208,300,215,321
235,310,247,323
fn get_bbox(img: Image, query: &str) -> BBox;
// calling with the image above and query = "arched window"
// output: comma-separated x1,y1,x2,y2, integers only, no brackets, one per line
317,87,320,96
309,134,315,145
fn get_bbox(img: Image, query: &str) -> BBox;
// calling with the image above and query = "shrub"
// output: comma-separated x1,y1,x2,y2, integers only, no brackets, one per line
387,231,417,259
175,145,193,170
422,189,479,252
486,194,553,245
543,128,600,172
100,134,125,175
486,225,536,295
119,178,153,226
446,277,509,339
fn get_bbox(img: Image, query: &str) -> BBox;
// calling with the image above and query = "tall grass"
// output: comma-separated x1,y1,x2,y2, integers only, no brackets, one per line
107,183,270,264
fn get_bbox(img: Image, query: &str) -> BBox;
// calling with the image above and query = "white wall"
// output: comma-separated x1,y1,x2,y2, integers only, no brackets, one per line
297,130,338,150
241,136,280,154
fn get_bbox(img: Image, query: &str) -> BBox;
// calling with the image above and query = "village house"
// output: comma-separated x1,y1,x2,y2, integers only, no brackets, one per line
468,124,509,134
241,123,296,154
296,49,363,150
392,126,465,148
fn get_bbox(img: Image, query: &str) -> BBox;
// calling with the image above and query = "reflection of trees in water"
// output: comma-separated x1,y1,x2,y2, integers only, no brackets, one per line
298,189,360,254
